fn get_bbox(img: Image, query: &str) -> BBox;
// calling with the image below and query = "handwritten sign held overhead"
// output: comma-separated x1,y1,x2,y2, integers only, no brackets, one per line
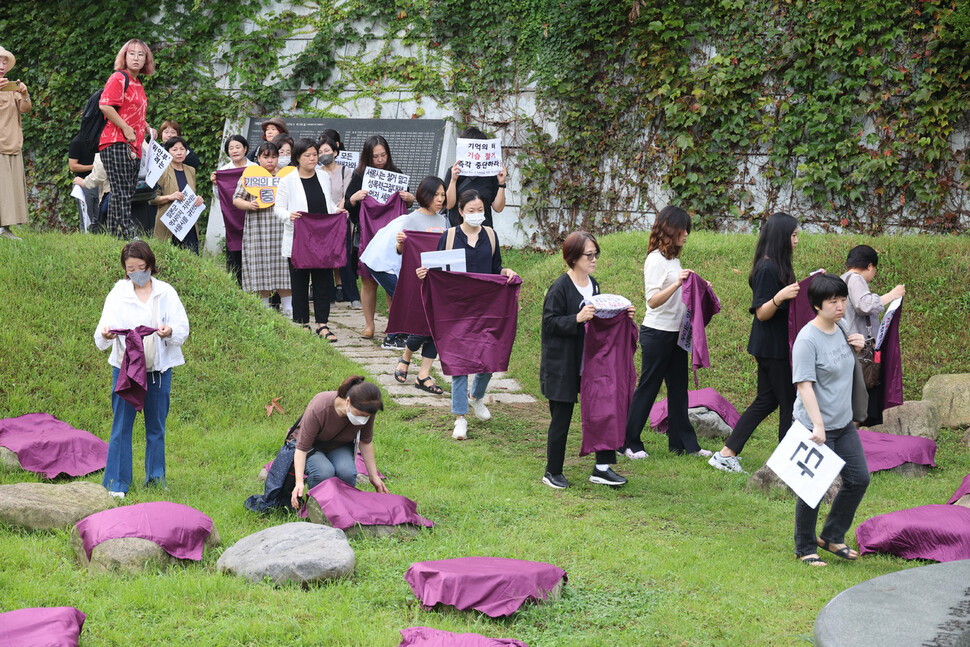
161,185,206,242
455,138,502,177
145,139,173,188
362,166,410,205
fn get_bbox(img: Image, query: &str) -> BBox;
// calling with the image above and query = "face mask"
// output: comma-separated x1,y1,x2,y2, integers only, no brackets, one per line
346,410,370,426
128,270,152,286
318,153,335,166
463,212,486,227
277,155,291,167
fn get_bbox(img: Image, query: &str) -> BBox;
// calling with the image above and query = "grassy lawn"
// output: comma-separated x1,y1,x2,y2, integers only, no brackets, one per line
1,230,968,646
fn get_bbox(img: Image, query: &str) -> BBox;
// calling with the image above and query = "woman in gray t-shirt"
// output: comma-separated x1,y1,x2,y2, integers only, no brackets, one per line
790,273,870,567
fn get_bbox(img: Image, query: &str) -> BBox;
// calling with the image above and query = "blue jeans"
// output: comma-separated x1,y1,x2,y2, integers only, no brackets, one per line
451,373,492,415
304,444,357,489
368,267,398,298
794,422,871,557
103,367,172,493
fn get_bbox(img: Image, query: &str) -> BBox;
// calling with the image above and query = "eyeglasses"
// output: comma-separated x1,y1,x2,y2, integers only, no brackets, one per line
128,51,147,59
583,252,600,260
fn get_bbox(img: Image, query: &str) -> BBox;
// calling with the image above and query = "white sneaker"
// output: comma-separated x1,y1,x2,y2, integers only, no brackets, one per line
108,491,126,499
691,449,713,458
470,397,491,421
708,451,744,473
452,417,468,440
0,227,22,241
623,447,649,460
351,300,362,310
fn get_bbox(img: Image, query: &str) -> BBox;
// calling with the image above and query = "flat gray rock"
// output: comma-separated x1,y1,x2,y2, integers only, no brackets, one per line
0,482,116,530
70,524,220,574
874,400,940,440
0,446,21,471
887,463,932,478
815,559,970,647
217,522,354,586
922,374,970,429
688,407,732,439
746,464,841,504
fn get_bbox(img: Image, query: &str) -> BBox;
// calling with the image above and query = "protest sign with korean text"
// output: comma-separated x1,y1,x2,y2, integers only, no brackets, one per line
362,166,410,204
145,139,173,188
336,150,359,170
455,138,502,177
420,249,466,273
71,184,90,232
161,185,206,241
767,420,845,509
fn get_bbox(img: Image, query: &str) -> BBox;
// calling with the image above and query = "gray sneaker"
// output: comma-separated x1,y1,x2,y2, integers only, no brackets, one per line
708,451,744,473
0,227,22,241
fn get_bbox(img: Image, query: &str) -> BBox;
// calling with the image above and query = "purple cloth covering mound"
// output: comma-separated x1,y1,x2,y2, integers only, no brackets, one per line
359,194,407,281
405,556,567,618
949,473,970,504
265,452,384,479
300,477,434,528
0,413,108,479
679,272,721,386
856,504,970,562
0,606,86,647
215,167,247,252
399,627,530,647
291,211,347,269
649,388,741,433
386,231,441,336
420,271,522,376
109,326,159,411
580,314,637,456
857,428,936,472
75,501,214,561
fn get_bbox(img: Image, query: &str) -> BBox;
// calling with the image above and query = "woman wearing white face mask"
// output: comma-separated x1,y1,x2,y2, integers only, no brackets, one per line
289,375,390,508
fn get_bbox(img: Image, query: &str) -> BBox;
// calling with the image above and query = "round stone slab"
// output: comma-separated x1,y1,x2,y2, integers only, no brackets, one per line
815,559,970,646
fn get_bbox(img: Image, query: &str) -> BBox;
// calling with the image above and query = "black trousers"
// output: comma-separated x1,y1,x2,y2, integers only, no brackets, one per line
545,399,616,475
625,326,700,454
225,241,242,288
289,260,332,324
724,356,795,454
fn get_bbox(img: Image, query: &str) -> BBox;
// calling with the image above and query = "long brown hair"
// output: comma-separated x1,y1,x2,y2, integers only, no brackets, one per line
337,376,384,414
647,205,692,259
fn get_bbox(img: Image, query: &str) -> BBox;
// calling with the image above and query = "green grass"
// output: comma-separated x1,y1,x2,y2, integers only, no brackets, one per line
1,230,969,646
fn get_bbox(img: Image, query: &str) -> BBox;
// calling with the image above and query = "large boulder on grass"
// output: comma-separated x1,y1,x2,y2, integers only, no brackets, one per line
747,464,842,504
922,374,970,429
872,401,941,441
689,408,733,439
0,482,115,531
70,526,222,574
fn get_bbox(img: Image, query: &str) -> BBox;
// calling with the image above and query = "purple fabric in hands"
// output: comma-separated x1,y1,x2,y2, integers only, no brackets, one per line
420,271,522,376
291,211,347,269
580,314,637,456
679,272,721,386
359,194,407,280
649,388,742,433
856,504,970,562
405,557,567,617
880,301,904,409
787,273,822,357
857,428,936,472
0,413,108,479
300,476,434,528
0,607,87,647
75,501,214,561
399,627,530,647
109,326,159,411
948,473,970,504
215,167,247,252
266,451,383,479
386,231,442,335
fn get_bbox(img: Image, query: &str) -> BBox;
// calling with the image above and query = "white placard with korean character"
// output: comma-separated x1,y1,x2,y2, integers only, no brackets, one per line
766,420,845,508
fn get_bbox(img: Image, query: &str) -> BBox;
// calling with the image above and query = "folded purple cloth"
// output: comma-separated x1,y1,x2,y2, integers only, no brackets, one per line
399,627,530,647
299,477,434,528
386,231,441,336
949,473,970,504
580,313,637,456
0,607,86,647
0,413,108,479
75,501,214,561
857,428,936,472
291,211,347,269
405,556,567,617
214,167,247,252
109,326,159,411
649,388,741,432
856,504,970,562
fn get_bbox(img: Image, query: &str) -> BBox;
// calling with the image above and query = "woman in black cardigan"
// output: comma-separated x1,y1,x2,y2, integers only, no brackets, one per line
541,231,633,489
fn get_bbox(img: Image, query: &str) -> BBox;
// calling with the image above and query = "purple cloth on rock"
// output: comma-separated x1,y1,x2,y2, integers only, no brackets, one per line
359,194,407,281
399,627,530,647
856,504,970,562
386,231,441,336
857,428,936,472
949,473,970,504
75,501,214,561
109,326,158,411
880,301,904,409
405,556,567,617
0,413,108,479
420,271,522,376
679,272,721,386
580,313,637,456
0,607,86,647
291,211,347,269
649,388,741,433
299,476,434,528
215,167,247,252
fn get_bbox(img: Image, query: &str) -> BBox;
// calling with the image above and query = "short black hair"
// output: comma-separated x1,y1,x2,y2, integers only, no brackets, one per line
291,138,318,165
808,273,849,312
845,245,878,270
224,134,248,155
458,126,488,140
163,136,187,151
415,176,445,210
255,141,279,158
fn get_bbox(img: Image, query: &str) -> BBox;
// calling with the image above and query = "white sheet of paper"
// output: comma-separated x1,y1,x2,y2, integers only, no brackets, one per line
71,184,90,232
766,420,845,509
361,166,410,204
161,185,206,241
455,138,502,177
145,139,174,188
677,308,692,354
336,150,359,170
420,249,466,273
875,296,902,350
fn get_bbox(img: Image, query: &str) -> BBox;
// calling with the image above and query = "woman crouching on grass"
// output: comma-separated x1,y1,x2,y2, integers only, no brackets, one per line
290,375,390,509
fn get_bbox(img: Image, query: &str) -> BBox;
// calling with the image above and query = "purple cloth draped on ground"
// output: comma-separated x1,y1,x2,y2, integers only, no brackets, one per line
857,428,936,472
399,627,530,647
856,504,970,562
215,167,247,252
386,231,441,335
949,473,970,504
405,557,567,618
0,413,108,478
75,501,215,561
0,607,86,647
580,313,637,456
299,477,434,528
649,388,741,433
420,271,522,376
109,326,159,411
359,194,407,280
264,451,384,479
787,273,821,356
679,272,721,386
880,302,904,409
291,211,347,269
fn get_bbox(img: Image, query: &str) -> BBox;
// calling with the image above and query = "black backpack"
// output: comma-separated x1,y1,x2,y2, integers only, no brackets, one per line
78,71,130,157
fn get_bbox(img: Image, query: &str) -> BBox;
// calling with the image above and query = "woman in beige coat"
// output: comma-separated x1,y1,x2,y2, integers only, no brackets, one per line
0,45,31,240
151,136,202,253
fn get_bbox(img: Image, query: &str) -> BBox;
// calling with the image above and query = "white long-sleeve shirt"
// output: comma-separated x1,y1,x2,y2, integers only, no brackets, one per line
642,249,686,331
273,168,338,259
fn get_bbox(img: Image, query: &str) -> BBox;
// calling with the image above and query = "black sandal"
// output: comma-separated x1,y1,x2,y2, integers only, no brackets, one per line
415,376,443,395
817,539,858,561
799,554,828,567
301,323,312,332
315,324,337,343
394,359,410,384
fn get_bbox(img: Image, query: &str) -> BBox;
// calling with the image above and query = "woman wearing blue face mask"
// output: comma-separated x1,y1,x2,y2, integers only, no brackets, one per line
289,375,390,509
94,241,190,499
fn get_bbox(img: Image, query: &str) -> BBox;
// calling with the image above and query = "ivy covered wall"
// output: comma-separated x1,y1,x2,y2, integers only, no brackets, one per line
7,0,970,247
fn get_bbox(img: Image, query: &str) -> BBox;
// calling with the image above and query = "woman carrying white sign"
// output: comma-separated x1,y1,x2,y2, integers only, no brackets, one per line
443,127,507,229
150,136,202,253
